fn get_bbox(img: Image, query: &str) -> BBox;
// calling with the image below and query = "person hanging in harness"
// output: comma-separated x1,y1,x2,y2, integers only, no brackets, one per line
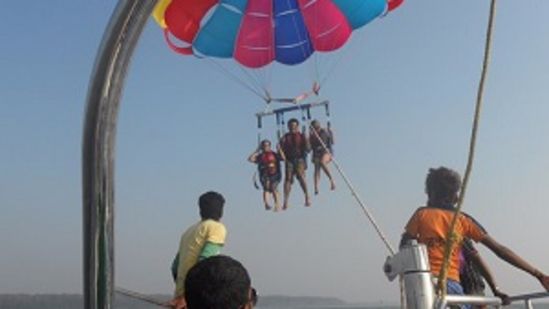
248,139,283,211
279,118,311,209
309,119,336,195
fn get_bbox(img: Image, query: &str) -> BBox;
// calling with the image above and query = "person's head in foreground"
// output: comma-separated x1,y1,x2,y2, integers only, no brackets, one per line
185,255,257,309
425,166,461,208
199,191,225,221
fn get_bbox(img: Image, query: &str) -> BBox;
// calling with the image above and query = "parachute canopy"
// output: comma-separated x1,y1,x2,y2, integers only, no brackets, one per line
153,0,403,68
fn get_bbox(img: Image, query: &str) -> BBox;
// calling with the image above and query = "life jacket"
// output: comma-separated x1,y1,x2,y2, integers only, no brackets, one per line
310,129,332,152
257,151,279,176
282,132,306,159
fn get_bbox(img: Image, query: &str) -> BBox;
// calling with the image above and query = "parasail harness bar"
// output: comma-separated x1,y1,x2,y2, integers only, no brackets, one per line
256,100,330,143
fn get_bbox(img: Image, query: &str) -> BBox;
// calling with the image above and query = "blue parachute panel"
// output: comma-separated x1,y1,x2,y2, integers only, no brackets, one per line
332,0,386,29
193,1,247,58
223,0,248,11
273,0,313,65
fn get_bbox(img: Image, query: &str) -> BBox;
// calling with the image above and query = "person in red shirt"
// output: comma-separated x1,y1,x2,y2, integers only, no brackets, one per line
401,167,549,302
248,139,282,211
279,118,311,209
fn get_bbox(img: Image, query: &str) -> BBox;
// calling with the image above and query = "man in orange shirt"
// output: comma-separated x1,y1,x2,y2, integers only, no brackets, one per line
401,167,549,303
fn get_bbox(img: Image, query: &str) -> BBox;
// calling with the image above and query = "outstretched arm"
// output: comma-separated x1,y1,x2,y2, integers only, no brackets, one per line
481,235,549,291
468,249,510,304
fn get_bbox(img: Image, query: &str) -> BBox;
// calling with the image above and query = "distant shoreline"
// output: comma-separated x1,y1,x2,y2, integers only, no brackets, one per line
2,294,546,309
0,294,400,309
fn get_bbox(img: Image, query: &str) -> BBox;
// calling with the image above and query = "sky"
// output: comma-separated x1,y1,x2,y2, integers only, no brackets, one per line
1,0,549,305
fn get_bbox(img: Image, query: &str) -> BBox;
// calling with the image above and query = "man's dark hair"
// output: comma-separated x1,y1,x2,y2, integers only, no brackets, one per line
425,167,462,207
199,191,225,221
185,255,251,309
288,118,299,126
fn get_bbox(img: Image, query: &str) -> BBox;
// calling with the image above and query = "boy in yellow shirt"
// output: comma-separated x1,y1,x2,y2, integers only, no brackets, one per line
170,191,227,309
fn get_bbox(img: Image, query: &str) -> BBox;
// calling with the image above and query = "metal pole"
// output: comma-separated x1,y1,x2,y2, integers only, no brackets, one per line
82,1,156,308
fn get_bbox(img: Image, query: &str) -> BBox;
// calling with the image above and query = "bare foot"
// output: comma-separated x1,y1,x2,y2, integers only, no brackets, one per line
274,203,281,212
330,181,336,191
305,196,311,207
282,203,289,210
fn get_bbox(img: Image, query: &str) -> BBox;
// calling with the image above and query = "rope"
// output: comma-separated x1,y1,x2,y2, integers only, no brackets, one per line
115,287,170,307
308,124,395,255
437,0,498,297
318,43,350,91
308,117,407,309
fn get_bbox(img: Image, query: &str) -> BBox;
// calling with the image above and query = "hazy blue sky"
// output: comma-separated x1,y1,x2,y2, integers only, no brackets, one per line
1,1,548,304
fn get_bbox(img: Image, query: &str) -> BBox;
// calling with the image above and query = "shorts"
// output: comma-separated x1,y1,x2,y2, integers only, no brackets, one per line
285,158,307,177
447,279,472,309
260,173,281,192
312,149,331,165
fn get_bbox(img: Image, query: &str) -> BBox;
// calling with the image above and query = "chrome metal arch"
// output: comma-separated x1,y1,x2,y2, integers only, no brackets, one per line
82,1,157,308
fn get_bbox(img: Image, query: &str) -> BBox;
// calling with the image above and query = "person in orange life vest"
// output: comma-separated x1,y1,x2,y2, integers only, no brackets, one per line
279,118,311,209
248,139,283,211
400,167,549,303
309,120,335,195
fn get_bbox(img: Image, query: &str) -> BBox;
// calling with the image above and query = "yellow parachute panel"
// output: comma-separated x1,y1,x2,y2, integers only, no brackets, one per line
152,0,172,29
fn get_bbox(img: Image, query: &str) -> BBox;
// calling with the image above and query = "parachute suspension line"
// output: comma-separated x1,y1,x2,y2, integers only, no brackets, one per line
300,105,308,133
116,287,169,308
324,100,331,129
203,57,268,102
280,112,286,132
313,50,320,88
235,62,271,98
318,42,349,90
255,67,268,96
249,63,275,103
437,0,498,297
275,112,283,141
309,119,396,255
257,114,263,146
